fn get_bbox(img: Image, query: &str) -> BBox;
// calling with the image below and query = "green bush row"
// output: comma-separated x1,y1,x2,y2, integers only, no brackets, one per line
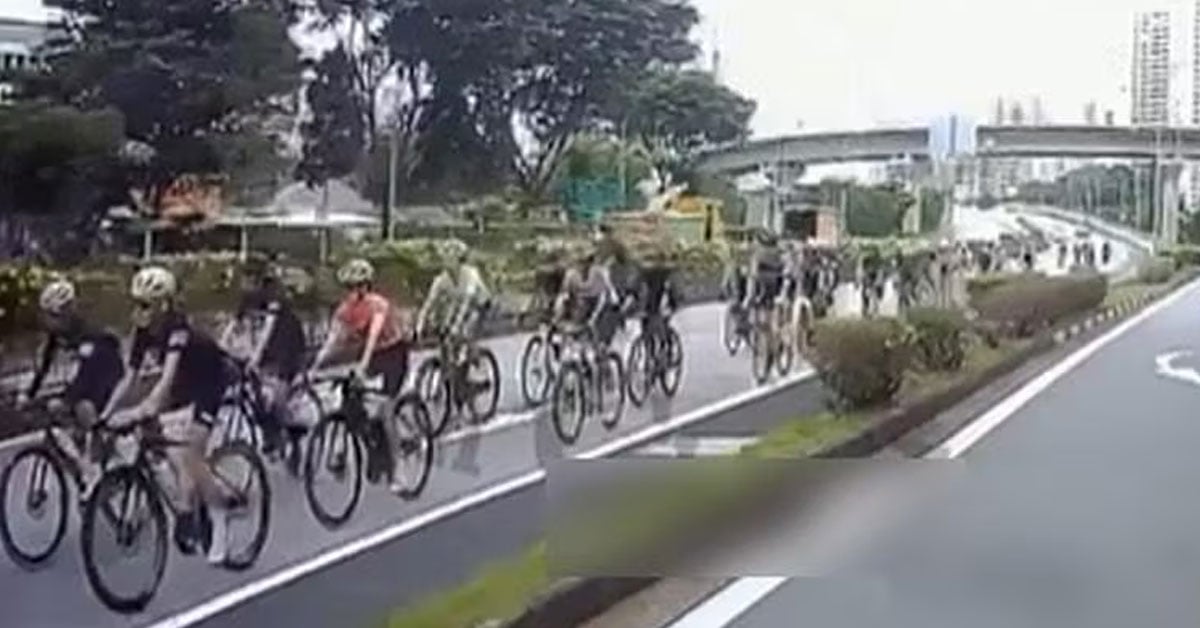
973,274,1107,338
811,274,1108,410
1139,257,1175,285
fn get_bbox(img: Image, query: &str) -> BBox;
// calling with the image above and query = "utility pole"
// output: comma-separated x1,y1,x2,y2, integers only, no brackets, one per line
384,129,399,242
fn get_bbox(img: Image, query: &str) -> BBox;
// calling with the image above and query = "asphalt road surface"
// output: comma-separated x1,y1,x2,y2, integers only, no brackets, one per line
0,210,1147,628
674,272,1200,628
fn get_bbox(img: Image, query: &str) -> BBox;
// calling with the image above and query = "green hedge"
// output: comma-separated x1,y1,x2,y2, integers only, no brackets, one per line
1139,257,1176,285
973,274,1108,338
906,307,968,371
812,318,913,411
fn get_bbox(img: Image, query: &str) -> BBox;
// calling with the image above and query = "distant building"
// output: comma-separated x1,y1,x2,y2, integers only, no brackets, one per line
1084,101,1098,125
0,17,49,101
0,18,49,104
1104,110,1116,126
1131,11,1171,126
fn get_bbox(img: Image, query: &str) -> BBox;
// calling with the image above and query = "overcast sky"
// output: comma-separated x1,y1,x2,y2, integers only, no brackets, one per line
7,0,1198,137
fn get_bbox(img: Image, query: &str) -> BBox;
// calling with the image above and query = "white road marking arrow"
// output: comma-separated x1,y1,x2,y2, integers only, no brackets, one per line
1155,350,1200,387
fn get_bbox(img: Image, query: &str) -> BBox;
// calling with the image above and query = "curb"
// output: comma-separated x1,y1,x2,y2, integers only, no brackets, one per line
498,273,1195,628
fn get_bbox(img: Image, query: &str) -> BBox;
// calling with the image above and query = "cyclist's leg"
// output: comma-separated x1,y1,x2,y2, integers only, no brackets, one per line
368,342,415,492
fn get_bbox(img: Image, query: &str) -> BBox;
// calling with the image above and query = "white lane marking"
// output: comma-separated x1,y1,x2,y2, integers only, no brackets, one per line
634,436,762,458
1154,350,1200,387
144,368,818,627
665,276,1200,628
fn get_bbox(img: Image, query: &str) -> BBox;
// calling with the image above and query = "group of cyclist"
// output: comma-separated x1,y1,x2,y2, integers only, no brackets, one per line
10,231,688,570
11,240,496,563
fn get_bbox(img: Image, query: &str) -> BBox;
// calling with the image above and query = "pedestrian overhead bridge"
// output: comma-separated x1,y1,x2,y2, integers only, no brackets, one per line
696,126,1200,174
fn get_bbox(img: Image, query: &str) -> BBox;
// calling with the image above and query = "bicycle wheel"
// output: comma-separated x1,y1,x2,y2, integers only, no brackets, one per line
722,306,742,356
416,358,452,437
281,382,325,477
216,398,259,452
660,326,684,397
598,352,626,431
465,348,501,424
751,323,773,385
208,441,270,571
0,446,69,568
303,414,365,530
520,335,550,407
80,465,167,614
388,396,435,500
551,362,587,445
776,321,795,377
625,334,651,408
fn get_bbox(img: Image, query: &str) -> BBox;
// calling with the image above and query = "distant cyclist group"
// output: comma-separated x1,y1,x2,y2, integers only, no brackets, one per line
0,234,698,613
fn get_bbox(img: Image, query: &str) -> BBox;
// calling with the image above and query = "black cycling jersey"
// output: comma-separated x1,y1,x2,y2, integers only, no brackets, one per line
237,288,306,377
27,315,125,409
130,310,230,416
637,266,681,314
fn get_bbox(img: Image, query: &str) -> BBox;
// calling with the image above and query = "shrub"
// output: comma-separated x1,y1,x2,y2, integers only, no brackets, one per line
1138,257,1175,285
966,273,1016,305
974,274,1107,337
812,318,913,410
0,265,51,339
1167,245,1200,269
907,307,968,371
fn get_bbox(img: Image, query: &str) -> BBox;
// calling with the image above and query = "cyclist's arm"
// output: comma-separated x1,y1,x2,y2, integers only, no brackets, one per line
357,310,386,375
249,307,279,370
311,318,346,371
101,328,147,420
417,274,447,334
136,329,188,417
25,334,59,400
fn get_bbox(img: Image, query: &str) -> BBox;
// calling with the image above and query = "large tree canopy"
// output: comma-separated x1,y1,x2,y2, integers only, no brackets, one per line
26,0,302,215
617,68,756,190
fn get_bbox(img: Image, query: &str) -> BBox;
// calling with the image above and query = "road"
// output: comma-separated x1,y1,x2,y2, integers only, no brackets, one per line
669,264,1200,628
0,209,1146,628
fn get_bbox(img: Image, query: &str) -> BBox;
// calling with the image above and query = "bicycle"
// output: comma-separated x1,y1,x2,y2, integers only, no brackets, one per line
749,286,795,385
551,323,626,445
626,310,683,407
79,413,270,613
0,398,115,568
721,272,752,356
303,372,435,529
520,315,566,408
415,329,501,438
218,358,324,477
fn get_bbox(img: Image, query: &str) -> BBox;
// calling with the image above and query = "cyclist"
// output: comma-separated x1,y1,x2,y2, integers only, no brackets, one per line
18,279,126,491
632,246,682,354
100,267,235,564
220,258,308,455
310,258,413,493
415,240,493,345
743,229,786,329
558,243,620,349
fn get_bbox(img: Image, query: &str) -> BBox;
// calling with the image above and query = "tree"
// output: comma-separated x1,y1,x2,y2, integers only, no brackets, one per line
498,0,700,200
296,47,367,191
28,0,302,219
617,68,755,192
0,105,125,259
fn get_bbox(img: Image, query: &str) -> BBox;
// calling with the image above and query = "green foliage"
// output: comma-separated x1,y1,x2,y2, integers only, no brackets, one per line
812,318,913,410
1138,257,1175,285
966,273,1019,305
906,308,968,371
973,275,1108,337
1165,245,1200,268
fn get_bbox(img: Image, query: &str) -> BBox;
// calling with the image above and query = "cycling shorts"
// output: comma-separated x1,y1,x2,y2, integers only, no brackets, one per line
369,341,411,398
753,275,783,308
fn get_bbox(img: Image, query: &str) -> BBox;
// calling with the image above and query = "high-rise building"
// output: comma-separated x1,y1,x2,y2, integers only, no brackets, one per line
1084,102,1099,125
1131,11,1171,126
993,97,1005,125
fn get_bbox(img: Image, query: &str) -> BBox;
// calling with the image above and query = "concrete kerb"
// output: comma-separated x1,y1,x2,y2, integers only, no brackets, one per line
501,272,1199,628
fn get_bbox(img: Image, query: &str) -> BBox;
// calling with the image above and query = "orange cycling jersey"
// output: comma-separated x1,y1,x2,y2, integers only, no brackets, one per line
335,292,406,348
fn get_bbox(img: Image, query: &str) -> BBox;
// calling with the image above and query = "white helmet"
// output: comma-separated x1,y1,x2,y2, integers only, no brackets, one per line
39,279,76,314
441,239,469,264
337,258,375,286
130,266,177,302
